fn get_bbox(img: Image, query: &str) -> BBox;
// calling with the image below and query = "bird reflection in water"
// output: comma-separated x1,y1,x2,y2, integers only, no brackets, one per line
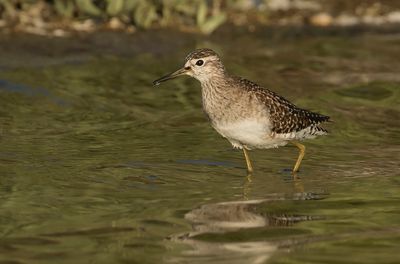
168,191,327,264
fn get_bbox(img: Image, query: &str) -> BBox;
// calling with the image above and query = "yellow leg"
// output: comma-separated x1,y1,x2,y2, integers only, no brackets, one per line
242,148,254,174
291,141,306,173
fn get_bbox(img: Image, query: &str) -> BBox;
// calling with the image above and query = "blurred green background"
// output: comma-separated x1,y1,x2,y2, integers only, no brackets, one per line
1,0,400,35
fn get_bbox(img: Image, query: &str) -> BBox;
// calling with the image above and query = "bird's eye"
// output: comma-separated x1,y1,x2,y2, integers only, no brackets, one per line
195,60,204,66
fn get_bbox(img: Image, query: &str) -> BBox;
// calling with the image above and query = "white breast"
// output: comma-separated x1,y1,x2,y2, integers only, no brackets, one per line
212,119,288,150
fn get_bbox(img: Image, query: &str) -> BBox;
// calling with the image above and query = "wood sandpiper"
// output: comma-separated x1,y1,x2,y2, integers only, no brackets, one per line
153,48,330,174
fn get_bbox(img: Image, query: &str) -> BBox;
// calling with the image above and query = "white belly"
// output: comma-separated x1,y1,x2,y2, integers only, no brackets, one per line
212,119,288,150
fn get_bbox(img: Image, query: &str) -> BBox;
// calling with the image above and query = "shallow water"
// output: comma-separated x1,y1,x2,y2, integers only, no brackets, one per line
0,30,399,264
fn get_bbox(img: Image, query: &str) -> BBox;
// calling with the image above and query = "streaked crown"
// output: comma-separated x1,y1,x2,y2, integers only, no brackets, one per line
185,48,220,62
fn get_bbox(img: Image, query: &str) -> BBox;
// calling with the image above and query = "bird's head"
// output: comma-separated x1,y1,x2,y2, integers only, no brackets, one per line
153,48,225,85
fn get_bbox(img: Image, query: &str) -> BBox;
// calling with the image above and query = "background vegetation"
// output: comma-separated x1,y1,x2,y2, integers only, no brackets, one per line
0,0,243,34
0,0,400,35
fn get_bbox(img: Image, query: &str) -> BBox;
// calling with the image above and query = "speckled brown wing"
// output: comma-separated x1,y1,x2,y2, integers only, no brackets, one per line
236,77,330,134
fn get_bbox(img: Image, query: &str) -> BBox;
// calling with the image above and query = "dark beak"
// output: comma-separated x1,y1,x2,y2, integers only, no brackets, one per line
153,67,190,86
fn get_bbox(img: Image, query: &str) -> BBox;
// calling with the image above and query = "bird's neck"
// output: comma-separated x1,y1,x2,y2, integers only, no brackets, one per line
200,74,237,122
200,74,231,99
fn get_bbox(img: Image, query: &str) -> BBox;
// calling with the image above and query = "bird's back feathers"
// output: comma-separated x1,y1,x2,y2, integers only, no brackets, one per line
235,77,330,134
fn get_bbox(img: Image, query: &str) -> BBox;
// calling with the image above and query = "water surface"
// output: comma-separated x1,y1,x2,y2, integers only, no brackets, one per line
0,29,399,264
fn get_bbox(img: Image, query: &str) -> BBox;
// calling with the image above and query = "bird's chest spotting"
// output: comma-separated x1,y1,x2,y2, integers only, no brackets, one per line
212,119,272,149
